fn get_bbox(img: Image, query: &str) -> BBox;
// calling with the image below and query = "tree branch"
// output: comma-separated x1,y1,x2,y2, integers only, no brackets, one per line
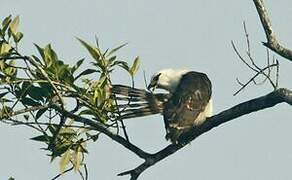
118,88,292,179
51,105,151,159
253,0,292,61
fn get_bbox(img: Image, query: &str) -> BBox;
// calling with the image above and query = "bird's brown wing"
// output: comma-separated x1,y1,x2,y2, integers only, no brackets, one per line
163,72,212,143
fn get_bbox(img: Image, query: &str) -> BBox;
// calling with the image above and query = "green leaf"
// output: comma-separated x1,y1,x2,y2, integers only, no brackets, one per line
73,146,82,172
0,60,5,70
34,44,45,61
98,75,108,87
50,60,74,84
108,56,116,64
51,143,71,161
129,56,140,76
23,114,29,121
15,89,25,99
59,128,76,136
30,135,51,142
12,31,23,43
37,82,53,99
32,55,43,65
4,60,17,77
0,43,12,55
71,58,85,74
2,15,12,26
35,108,47,120
0,105,12,118
74,69,98,80
21,81,31,89
79,142,88,153
86,133,99,142
1,15,12,34
21,97,41,106
0,98,13,103
79,109,96,116
107,43,128,57
48,124,57,135
0,92,8,99
27,86,46,101
59,149,71,174
77,38,101,60
9,15,20,35
114,61,129,71
44,44,58,67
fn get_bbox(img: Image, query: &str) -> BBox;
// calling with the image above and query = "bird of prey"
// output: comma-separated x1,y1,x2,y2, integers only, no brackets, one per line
112,69,213,144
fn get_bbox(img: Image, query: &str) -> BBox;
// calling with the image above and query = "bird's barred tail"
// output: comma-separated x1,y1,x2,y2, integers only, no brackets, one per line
111,84,169,119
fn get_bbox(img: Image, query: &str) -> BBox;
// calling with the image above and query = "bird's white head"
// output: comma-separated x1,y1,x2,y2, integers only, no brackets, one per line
147,68,190,93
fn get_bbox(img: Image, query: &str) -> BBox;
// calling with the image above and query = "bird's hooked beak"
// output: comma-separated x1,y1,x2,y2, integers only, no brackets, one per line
147,73,161,92
147,80,157,92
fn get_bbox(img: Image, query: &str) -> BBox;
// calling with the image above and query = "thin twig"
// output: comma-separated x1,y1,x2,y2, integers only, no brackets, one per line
244,21,251,55
143,70,148,89
78,168,85,180
51,166,74,180
2,104,50,118
276,59,279,88
1,117,42,132
5,119,95,130
84,164,88,180
233,64,278,96
109,78,130,141
231,41,258,72
232,21,279,95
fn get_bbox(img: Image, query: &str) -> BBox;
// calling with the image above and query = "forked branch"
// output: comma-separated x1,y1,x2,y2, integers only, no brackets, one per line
253,0,292,61
232,21,279,96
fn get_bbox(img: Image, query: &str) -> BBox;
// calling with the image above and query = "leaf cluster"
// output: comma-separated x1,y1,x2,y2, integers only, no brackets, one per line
0,15,140,176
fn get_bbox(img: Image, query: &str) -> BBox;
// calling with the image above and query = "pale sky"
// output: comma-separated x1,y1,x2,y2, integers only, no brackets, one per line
1,0,292,180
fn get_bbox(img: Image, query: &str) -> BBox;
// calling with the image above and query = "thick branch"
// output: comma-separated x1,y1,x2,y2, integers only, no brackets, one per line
253,0,292,61
119,88,292,179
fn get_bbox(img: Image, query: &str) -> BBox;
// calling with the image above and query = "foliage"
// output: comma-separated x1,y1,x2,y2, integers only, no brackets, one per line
0,15,140,176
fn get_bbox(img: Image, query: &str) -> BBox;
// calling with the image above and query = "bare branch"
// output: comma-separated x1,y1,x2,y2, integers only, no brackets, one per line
84,164,88,180
253,0,292,61
51,166,74,180
276,59,280,87
232,22,279,95
233,63,278,96
231,40,258,72
118,88,292,179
